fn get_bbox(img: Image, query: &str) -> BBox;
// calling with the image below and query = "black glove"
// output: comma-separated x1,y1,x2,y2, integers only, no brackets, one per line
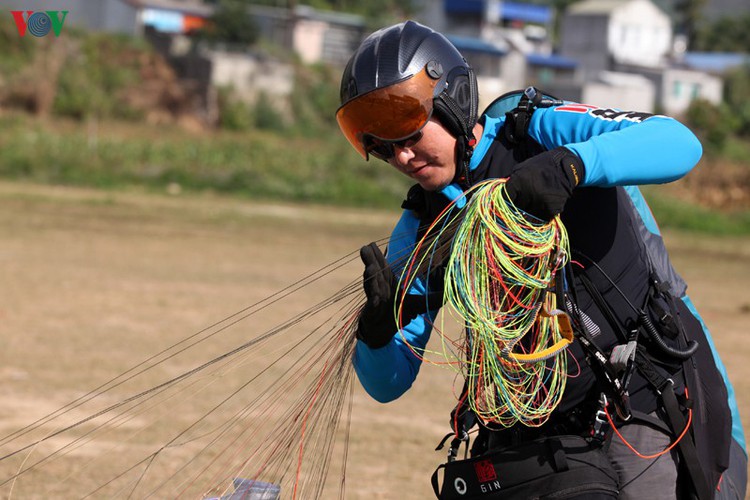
504,146,585,221
357,242,445,349
357,242,399,349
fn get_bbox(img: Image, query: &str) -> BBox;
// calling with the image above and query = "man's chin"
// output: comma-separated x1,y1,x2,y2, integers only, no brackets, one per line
419,180,451,192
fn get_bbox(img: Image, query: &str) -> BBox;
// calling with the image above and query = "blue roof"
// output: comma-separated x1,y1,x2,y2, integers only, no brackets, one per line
447,35,507,57
527,53,577,69
444,0,484,15
443,0,552,24
681,52,749,73
499,2,552,24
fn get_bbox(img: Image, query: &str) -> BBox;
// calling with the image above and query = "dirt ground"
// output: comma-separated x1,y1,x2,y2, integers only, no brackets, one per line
0,181,748,499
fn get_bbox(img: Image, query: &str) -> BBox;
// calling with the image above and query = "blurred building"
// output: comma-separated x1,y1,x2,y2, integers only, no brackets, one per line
414,0,726,114
134,3,365,123
557,0,723,113
8,0,736,118
136,0,212,34
418,0,577,112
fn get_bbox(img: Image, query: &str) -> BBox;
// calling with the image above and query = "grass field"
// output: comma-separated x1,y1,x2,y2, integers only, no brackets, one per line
0,181,748,498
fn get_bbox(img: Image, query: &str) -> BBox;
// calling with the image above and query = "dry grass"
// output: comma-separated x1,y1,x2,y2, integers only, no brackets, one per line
0,181,747,499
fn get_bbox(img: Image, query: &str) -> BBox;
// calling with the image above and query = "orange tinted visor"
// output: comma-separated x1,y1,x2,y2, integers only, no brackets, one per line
336,67,440,159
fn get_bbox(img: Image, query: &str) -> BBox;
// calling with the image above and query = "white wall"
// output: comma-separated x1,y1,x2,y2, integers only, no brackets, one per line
207,51,294,115
477,76,508,112
559,14,611,77
608,0,671,68
582,71,656,112
661,68,723,115
293,19,326,65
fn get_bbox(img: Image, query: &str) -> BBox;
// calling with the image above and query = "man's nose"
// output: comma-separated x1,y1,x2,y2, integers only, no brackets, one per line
393,145,416,165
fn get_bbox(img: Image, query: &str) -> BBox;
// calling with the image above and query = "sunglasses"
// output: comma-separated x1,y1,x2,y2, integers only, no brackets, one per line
336,67,440,160
365,130,424,161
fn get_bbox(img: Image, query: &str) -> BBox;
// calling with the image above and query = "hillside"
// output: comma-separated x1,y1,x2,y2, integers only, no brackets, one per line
0,23,748,230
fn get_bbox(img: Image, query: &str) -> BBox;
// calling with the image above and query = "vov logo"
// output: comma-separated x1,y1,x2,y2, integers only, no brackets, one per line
11,10,69,37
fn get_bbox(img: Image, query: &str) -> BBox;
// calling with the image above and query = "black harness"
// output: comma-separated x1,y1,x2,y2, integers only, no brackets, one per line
408,87,729,499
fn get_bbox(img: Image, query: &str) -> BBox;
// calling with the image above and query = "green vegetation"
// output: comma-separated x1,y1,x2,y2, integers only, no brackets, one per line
694,13,750,52
683,64,750,153
54,32,148,120
194,0,260,48
0,13,36,74
0,13,748,233
642,187,750,235
0,113,411,209
0,22,417,208
2,110,747,233
673,0,706,47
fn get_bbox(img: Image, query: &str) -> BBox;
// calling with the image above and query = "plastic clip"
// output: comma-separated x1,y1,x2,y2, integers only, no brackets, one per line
591,394,610,442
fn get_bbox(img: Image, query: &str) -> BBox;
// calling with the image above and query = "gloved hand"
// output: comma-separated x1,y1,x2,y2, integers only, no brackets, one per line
504,146,585,221
357,242,446,349
357,242,399,349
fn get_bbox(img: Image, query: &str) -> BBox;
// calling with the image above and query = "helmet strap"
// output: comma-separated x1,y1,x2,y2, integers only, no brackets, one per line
454,136,475,188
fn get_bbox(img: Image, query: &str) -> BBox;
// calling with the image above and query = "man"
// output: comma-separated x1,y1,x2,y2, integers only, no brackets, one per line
336,20,746,499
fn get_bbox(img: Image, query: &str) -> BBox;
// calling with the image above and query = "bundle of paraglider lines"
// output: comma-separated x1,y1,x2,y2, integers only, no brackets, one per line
397,178,574,428
0,177,576,499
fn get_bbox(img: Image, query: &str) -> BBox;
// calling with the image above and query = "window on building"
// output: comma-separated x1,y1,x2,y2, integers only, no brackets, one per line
672,80,682,98
538,68,553,85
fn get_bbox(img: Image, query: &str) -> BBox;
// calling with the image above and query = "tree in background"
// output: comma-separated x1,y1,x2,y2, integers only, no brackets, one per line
685,99,737,151
694,14,750,52
548,0,581,45
197,0,260,48
689,14,750,139
684,64,750,150
723,64,750,137
673,0,706,48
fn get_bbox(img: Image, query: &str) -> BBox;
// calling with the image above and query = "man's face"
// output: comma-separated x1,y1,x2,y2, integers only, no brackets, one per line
386,118,457,192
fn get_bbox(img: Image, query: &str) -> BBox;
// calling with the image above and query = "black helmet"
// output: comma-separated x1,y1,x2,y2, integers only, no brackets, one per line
336,21,478,181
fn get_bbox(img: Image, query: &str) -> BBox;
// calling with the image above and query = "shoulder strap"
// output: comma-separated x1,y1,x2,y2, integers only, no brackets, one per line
502,86,563,144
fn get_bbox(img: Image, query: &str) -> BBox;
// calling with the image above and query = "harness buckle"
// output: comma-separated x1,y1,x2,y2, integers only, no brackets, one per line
446,430,470,463
591,394,610,443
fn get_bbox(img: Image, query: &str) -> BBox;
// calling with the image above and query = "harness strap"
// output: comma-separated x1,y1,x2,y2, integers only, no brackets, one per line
577,271,629,342
576,253,712,498
565,266,632,420
634,352,712,500
504,86,563,144
439,380,476,462
577,271,640,394
661,382,713,500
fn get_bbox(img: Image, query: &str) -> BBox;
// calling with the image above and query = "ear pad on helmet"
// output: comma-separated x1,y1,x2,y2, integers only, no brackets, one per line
433,96,464,139
447,74,472,114
431,66,479,187
432,66,478,140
